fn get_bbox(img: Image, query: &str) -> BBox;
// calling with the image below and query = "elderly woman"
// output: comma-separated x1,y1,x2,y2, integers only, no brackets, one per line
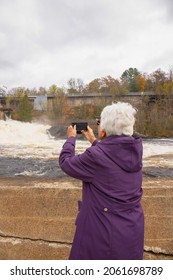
59,102,144,260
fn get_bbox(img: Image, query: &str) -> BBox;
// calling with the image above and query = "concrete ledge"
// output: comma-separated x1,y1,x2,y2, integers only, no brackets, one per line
0,237,71,260
0,177,173,260
0,179,81,243
142,178,173,258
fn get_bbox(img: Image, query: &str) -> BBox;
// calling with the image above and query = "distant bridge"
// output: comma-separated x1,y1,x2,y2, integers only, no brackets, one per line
0,92,172,115
27,92,171,107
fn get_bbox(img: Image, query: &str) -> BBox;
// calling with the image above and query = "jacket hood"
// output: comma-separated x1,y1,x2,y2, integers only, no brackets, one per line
98,135,143,172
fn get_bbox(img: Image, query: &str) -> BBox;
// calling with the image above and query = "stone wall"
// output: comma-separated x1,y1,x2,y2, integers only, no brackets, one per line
0,177,173,260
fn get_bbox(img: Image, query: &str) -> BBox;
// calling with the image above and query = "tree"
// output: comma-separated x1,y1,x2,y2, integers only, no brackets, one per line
152,69,167,86
121,68,141,92
48,84,64,96
48,84,58,96
139,75,145,92
100,76,121,95
18,94,33,122
29,87,37,96
168,66,173,82
144,69,168,93
67,78,85,94
162,82,173,94
38,87,47,96
86,78,101,93
86,76,121,94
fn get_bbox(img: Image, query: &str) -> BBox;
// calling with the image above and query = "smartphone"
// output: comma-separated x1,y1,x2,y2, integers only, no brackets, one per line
71,122,88,134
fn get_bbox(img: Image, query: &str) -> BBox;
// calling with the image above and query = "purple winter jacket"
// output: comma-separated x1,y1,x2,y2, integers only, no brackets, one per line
59,135,144,260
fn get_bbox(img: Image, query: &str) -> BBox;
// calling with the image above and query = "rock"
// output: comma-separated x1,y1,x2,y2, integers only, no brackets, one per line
48,125,86,140
47,125,67,139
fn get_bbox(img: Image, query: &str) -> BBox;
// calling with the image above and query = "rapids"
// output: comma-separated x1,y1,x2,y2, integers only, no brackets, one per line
0,119,173,178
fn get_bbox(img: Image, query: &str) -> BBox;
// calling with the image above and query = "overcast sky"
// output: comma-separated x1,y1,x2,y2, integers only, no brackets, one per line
0,0,173,89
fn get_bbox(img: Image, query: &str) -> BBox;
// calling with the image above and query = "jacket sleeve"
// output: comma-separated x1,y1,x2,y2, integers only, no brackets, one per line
59,136,96,182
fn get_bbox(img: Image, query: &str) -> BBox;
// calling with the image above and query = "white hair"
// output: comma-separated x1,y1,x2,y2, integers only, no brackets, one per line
100,102,137,136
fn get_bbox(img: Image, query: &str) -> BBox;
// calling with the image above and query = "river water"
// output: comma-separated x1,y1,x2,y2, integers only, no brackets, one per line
0,119,173,178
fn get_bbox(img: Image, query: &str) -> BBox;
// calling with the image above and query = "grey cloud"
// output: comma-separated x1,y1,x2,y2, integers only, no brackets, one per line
153,0,173,20
0,58,15,69
1,0,173,88
0,1,42,68
33,0,138,50
34,1,107,48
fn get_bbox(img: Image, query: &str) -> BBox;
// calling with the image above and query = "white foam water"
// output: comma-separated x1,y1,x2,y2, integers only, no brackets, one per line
0,119,65,159
0,119,173,163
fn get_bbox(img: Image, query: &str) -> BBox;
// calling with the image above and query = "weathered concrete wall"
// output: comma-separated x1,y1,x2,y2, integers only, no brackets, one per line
0,177,173,260
66,94,112,107
113,94,143,107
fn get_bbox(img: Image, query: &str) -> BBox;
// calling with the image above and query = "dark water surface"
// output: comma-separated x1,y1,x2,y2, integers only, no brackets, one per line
0,157,66,178
0,154,173,179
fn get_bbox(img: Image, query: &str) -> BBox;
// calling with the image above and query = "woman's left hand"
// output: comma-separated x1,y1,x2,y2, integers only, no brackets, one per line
82,126,97,144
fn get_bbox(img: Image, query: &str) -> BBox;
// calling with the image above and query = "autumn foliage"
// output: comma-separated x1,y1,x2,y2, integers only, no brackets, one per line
5,67,173,136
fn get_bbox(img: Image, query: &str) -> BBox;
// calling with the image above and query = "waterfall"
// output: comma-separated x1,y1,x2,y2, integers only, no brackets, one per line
0,119,52,145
